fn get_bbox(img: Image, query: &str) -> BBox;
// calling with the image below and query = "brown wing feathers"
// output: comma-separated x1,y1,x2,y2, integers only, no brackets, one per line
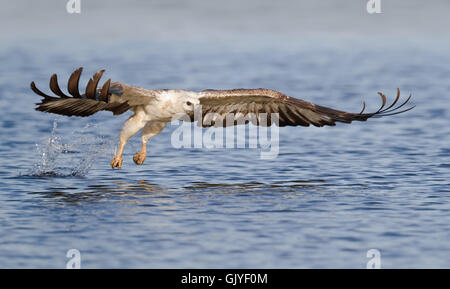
282,88,413,126
308,88,414,125
32,69,413,124
196,88,414,127
32,68,130,117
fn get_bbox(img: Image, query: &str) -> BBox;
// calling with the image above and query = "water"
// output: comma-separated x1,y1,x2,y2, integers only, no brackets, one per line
1,0,450,268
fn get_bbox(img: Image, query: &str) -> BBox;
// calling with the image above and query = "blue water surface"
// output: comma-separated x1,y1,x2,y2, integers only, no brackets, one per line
0,9,449,268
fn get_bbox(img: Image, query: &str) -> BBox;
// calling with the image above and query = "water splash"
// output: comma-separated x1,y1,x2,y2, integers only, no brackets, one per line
28,120,114,177
29,120,63,176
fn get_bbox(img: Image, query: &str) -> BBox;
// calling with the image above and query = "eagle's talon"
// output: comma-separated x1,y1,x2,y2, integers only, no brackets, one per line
110,155,123,169
133,152,146,165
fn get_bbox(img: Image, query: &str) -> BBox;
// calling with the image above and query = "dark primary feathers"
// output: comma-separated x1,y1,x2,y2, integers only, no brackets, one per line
192,88,414,127
32,67,130,117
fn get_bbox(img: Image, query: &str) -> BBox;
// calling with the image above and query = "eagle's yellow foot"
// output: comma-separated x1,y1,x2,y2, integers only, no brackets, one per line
110,155,123,169
133,152,146,165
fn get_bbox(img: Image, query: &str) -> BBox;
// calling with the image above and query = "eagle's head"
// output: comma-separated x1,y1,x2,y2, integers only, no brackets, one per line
181,97,200,112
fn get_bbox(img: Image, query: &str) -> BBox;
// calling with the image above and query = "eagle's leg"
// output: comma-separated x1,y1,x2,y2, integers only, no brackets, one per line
111,111,147,169
133,122,166,165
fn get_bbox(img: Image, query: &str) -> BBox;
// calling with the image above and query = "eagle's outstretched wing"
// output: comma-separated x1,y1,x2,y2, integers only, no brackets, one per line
31,67,414,123
188,88,414,127
31,68,155,117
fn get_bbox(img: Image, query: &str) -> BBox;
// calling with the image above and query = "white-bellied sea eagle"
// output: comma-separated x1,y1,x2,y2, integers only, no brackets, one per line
31,68,414,169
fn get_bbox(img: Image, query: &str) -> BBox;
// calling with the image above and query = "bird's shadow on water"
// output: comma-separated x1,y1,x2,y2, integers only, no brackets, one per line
183,180,328,195
30,178,330,205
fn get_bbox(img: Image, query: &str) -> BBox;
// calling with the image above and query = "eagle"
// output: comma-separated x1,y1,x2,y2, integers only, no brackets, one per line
31,68,414,169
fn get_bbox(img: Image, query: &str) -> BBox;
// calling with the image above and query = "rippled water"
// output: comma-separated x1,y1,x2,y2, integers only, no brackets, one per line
1,1,450,268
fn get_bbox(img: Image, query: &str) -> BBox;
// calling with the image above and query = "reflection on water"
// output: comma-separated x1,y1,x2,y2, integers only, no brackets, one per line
31,178,327,205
